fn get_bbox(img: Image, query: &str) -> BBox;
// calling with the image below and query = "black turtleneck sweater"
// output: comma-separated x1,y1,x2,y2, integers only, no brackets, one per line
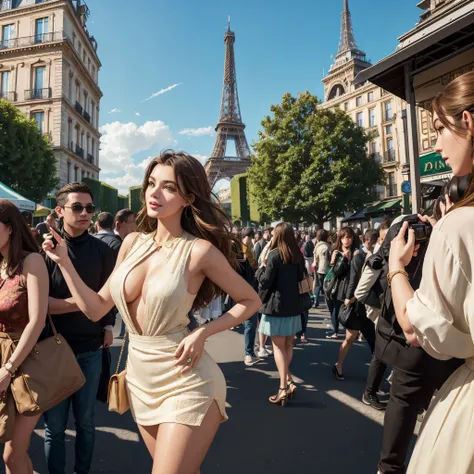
45,230,115,354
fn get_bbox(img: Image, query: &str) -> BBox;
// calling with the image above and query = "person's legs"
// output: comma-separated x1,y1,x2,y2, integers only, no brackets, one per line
4,414,41,474
71,350,103,474
44,397,71,474
296,311,309,340
361,317,376,354
243,313,257,356
335,328,358,372
365,355,387,396
329,298,342,336
151,402,222,474
137,424,159,457
271,336,289,390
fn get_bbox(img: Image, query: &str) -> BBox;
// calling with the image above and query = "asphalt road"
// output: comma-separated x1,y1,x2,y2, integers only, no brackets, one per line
1,304,395,474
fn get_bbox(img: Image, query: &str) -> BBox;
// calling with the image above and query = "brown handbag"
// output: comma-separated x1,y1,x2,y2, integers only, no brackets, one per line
9,313,86,416
107,332,129,414
298,274,314,294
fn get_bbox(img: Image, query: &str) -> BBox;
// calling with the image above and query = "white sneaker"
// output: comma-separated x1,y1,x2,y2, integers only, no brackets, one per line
265,345,273,355
244,355,257,366
257,347,269,358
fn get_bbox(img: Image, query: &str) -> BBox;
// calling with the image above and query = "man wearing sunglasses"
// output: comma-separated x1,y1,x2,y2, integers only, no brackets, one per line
43,182,115,474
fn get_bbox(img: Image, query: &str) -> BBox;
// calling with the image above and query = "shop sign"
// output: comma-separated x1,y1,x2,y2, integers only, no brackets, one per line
419,152,451,178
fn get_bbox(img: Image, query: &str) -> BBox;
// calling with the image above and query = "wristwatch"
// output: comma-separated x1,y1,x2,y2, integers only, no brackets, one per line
4,360,17,377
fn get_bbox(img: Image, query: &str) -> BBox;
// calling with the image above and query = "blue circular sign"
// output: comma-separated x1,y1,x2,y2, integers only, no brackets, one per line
401,181,411,194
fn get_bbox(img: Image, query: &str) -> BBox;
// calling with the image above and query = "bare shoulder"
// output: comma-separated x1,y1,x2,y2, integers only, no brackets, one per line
120,232,141,253
190,238,217,260
23,252,47,272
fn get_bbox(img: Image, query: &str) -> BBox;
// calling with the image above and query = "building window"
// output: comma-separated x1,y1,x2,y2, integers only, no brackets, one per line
1,24,15,48
368,91,374,103
67,161,71,183
75,81,81,104
385,101,393,121
91,66,96,82
35,17,49,44
387,172,396,197
91,101,95,126
385,124,393,135
369,108,375,127
74,166,78,181
68,74,73,102
32,111,44,133
91,138,95,159
423,139,429,150
344,102,348,111
356,111,363,128
370,141,377,155
68,118,72,148
1,71,11,98
34,66,46,90
356,96,362,107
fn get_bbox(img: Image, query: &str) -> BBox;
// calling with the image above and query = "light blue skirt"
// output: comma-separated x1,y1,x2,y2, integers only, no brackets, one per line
259,314,302,337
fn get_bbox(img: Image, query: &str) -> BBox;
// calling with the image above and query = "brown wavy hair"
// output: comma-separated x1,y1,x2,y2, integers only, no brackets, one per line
0,199,40,276
268,222,303,265
333,226,358,253
135,150,237,309
432,70,474,210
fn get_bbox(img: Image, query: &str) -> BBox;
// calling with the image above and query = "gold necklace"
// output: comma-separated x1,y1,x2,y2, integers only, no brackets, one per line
154,230,184,249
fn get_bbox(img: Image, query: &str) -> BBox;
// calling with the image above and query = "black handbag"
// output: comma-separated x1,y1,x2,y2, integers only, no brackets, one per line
301,292,313,312
338,302,366,331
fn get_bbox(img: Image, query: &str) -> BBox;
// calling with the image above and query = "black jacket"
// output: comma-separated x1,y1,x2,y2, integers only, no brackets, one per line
94,231,122,262
346,250,368,299
332,250,356,302
46,230,116,354
253,239,265,263
257,250,305,317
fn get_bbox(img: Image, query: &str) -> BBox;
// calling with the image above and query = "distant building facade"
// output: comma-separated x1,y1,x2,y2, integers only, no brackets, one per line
0,0,102,188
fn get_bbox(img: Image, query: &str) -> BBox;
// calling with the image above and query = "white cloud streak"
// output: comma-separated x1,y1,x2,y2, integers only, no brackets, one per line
141,83,182,102
108,108,121,114
179,126,216,137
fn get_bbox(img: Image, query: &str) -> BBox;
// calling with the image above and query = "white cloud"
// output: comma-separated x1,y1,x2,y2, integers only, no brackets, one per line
98,120,174,178
193,154,208,165
141,83,182,102
135,112,140,116
101,156,154,195
179,126,215,137
108,108,121,114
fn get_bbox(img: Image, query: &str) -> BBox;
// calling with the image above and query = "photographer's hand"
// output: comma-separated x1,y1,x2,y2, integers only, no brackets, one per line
389,222,416,271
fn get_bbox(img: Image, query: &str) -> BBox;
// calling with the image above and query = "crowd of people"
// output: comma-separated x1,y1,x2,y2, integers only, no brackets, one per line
0,70,473,474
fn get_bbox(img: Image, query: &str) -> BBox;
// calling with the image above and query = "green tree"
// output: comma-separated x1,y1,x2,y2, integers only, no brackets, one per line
248,91,385,228
0,99,58,203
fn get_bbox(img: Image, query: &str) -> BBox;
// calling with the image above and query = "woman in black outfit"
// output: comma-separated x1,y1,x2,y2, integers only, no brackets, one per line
258,223,305,406
326,227,359,340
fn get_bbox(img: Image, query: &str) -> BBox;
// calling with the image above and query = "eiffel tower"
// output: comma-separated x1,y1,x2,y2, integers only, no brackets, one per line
205,18,251,189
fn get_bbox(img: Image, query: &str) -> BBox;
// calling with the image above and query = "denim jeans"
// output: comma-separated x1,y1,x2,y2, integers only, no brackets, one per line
327,298,342,335
296,310,309,338
44,350,102,474
313,273,326,304
243,313,258,356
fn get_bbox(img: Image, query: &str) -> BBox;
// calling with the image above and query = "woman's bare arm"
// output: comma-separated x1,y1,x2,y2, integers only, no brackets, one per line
44,230,139,322
8,254,49,369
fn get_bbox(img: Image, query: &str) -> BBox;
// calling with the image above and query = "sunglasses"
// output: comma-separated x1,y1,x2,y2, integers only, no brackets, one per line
63,204,96,214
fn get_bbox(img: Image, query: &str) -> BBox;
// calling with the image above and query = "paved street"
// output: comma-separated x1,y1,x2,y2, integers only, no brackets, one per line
1,304,396,474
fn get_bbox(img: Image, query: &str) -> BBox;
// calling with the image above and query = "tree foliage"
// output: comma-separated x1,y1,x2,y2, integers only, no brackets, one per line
0,99,58,203
248,91,385,227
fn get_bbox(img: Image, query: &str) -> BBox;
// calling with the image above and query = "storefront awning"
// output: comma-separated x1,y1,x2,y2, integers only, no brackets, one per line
365,198,402,217
0,181,36,211
341,207,370,223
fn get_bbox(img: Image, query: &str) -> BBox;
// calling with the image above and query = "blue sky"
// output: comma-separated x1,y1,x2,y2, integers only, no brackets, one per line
88,0,421,194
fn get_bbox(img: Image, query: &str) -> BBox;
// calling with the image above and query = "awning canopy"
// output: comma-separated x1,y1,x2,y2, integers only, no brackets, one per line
365,198,402,217
354,4,474,99
0,181,36,211
341,207,370,223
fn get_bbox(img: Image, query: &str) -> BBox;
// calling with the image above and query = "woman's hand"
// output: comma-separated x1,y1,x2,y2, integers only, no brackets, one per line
0,367,12,399
174,327,208,374
344,298,352,308
389,222,416,271
42,228,69,265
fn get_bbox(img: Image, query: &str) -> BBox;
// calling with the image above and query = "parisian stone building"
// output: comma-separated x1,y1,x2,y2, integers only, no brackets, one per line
0,0,102,188
321,0,436,202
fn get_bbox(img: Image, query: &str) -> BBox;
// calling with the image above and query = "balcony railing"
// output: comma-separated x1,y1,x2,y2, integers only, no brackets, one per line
0,32,63,51
75,144,84,159
87,153,94,165
25,88,52,100
370,152,382,162
386,184,398,198
75,101,83,114
0,91,16,101
383,149,396,164
83,110,91,123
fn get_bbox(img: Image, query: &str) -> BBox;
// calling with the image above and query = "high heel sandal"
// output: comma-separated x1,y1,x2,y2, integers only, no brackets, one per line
287,381,297,400
269,388,288,406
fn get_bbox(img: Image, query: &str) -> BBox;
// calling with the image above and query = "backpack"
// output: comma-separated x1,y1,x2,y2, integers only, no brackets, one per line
303,240,314,258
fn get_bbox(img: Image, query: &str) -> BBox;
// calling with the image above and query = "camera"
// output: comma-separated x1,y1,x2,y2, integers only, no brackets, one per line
402,214,432,243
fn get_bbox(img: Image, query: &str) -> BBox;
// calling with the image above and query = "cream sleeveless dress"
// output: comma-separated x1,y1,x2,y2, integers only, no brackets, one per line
110,231,228,427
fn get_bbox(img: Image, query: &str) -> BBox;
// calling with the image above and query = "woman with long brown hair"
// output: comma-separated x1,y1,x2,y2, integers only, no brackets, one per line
326,227,358,348
388,71,474,474
257,222,305,406
42,151,261,474
0,199,49,473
